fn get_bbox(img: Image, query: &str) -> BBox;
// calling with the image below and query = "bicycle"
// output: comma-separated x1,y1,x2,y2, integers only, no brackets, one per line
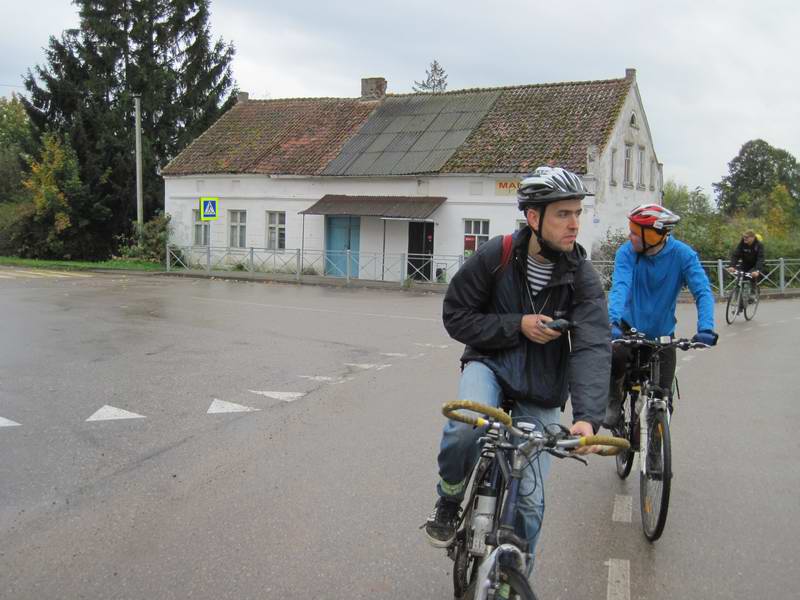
441,400,629,600
725,269,760,324
610,331,708,541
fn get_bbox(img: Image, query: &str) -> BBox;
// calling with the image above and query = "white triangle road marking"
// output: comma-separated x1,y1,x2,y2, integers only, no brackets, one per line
1,416,21,427
86,405,146,422
414,342,449,349
207,399,260,413
344,363,392,371
380,352,407,357
248,390,305,402
298,375,336,382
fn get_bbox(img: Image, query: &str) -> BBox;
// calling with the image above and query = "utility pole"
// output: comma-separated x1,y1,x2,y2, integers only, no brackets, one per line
133,93,144,244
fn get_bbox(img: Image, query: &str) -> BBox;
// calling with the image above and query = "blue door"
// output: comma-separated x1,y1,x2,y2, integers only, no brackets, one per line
325,216,360,277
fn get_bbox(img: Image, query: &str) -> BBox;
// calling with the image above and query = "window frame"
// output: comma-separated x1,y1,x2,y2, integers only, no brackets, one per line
637,146,646,189
266,210,286,251
192,209,210,247
623,144,633,187
610,147,618,186
228,210,247,248
463,219,490,255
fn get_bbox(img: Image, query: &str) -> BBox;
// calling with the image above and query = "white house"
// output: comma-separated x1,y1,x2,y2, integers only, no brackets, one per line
163,69,661,283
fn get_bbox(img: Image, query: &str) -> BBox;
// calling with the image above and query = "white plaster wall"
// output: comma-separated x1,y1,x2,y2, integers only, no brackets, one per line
586,84,663,250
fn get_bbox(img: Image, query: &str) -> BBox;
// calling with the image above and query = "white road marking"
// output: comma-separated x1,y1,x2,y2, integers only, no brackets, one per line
681,354,696,362
0,416,21,427
0,274,14,279
298,375,337,382
759,323,770,327
248,390,305,402
329,377,354,385
414,342,449,349
612,495,633,523
728,332,738,337
207,399,260,413
344,363,392,371
744,328,753,332
409,353,427,359
189,296,439,322
606,558,630,600
380,352,407,357
86,405,146,422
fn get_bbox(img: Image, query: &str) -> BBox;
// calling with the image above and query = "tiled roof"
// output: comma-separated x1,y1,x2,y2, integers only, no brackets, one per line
163,75,632,177
441,78,631,174
161,98,380,176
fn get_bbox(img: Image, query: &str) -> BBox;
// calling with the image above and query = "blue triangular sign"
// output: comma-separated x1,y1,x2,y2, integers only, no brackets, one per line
203,200,216,217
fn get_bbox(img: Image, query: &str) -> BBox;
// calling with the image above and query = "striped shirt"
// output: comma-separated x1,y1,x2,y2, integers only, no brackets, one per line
527,255,555,297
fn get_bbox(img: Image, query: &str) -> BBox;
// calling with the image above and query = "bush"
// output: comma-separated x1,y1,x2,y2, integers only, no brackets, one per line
115,212,172,263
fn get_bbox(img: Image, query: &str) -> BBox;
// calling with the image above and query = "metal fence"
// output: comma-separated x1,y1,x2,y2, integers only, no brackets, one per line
167,244,800,295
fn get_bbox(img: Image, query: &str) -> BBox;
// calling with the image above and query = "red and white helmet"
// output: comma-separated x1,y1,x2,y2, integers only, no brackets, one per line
627,204,680,232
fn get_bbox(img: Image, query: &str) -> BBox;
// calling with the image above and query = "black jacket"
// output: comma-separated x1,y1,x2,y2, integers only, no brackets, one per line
442,228,610,431
730,239,765,273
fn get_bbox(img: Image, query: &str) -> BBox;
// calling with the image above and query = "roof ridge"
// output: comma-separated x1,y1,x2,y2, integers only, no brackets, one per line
387,76,630,97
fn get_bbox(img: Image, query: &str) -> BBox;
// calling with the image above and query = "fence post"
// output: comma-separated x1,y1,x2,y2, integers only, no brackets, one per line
400,253,406,285
296,249,301,282
779,258,785,292
717,259,725,299
206,244,211,273
166,244,171,272
346,249,351,284
249,247,254,272
458,255,464,269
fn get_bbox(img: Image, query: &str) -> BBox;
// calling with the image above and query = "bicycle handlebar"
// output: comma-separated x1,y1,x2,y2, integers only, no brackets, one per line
441,400,630,456
612,336,709,351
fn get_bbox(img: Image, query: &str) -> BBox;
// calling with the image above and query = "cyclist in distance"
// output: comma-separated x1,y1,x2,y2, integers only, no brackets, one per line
727,229,765,298
424,166,611,574
603,204,718,430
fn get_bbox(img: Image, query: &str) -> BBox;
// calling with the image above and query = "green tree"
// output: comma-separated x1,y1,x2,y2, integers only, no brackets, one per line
18,133,95,258
0,94,37,203
713,139,800,217
413,59,448,93
21,0,235,259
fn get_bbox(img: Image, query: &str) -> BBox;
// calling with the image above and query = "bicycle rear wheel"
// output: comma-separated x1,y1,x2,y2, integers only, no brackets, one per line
725,286,740,324
615,391,635,479
462,565,537,600
744,285,760,321
640,409,671,541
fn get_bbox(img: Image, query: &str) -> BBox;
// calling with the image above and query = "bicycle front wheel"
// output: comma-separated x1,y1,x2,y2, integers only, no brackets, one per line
725,287,740,324
463,566,537,600
744,285,760,321
640,409,671,541
615,391,635,479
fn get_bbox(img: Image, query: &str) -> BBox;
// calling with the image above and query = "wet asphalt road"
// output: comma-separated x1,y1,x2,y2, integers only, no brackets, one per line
0,267,798,599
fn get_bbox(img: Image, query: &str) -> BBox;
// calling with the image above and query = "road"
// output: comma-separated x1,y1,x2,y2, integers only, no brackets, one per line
1,266,798,599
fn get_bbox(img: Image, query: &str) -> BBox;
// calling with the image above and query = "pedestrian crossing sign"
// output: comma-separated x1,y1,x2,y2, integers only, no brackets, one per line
200,197,219,221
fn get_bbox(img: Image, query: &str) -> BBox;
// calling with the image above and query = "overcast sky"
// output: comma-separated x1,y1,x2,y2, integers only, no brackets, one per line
2,0,798,199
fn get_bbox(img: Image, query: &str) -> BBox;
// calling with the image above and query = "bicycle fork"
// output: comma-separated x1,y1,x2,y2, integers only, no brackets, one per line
639,398,669,476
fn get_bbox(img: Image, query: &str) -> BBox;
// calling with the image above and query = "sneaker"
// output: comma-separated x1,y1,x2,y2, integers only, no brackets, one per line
424,497,461,548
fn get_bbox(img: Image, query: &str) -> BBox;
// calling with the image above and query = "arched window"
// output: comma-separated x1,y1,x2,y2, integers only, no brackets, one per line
629,113,637,127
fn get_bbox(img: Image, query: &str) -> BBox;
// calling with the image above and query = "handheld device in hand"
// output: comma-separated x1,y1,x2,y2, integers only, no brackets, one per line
541,318,573,332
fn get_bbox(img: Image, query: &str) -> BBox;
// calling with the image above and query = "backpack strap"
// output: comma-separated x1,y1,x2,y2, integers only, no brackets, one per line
500,233,514,270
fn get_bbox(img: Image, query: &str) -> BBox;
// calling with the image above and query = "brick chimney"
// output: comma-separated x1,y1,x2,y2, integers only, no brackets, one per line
237,91,249,103
361,77,387,100
625,68,636,81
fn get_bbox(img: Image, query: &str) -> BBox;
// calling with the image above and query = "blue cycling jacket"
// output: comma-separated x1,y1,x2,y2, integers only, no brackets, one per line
608,237,715,338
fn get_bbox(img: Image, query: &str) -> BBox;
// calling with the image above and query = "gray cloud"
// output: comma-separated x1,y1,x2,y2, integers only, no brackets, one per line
3,0,798,201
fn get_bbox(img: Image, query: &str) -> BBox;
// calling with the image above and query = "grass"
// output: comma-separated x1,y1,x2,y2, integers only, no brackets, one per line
0,256,164,272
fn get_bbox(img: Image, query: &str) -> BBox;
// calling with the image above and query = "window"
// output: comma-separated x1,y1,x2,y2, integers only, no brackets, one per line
650,159,656,191
266,211,286,250
637,147,645,188
229,210,247,248
610,148,617,185
464,219,489,256
629,113,638,128
623,144,633,186
192,209,210,246
516,220,528,231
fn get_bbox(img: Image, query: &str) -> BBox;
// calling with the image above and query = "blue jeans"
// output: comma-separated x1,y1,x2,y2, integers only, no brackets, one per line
437,361,560,564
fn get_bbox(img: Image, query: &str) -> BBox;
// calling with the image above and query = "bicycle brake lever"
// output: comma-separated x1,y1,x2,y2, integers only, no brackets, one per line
546,449,588,465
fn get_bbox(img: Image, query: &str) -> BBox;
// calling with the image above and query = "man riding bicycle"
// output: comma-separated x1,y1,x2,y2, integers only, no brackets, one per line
727,229,765,299
603,204,718,430
424,167,610,574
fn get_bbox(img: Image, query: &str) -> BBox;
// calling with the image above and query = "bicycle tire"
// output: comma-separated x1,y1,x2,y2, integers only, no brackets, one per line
640,409,671,541
725,286,740,324
453,459,493,599
615,392,635,479
461,565,538,600
744,285,760,321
